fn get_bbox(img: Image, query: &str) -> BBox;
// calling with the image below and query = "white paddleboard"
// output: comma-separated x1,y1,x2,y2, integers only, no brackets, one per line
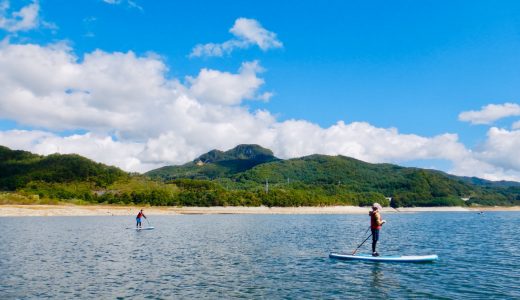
329,252,438,263
127,227,155,230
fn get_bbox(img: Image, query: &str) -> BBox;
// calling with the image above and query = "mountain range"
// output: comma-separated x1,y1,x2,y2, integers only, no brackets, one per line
146,144,519,206
1,144,519,206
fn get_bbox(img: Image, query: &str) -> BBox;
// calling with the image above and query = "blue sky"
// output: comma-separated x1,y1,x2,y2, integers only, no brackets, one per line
1,0,520,180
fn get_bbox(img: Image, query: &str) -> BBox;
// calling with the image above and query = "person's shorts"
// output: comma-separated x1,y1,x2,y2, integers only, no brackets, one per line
136,217,141,223
371,229,380,241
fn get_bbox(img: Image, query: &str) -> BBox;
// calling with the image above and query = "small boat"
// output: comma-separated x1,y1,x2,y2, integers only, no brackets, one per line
329,252,438,263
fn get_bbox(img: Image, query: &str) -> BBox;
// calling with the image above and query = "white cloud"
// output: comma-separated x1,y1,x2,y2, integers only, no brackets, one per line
127,1,143,11
83,16,97,38
268,121,469,163
190,18,282,58
458,103,520,125
474,127,520,170
1,41,520,181
0,130,149,171
187,61,267,105
0,41,277,171
0,43,177,136
0,0,39,32
0,129,54,150
103,0,143,11
230,18,283,50
189,40,246,58
257,91,273,102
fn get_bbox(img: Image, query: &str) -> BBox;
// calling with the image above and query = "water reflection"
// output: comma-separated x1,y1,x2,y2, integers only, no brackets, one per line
369,264,384,289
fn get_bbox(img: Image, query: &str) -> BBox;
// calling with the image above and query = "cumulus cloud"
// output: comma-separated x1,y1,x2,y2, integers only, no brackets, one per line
1,41,520,181
267,121,470,164
0,41,277,170
0,130,150,171
0,129,54,149
230,18,283,50
474,128,520,170
187,61,267,105
0,0,39,32
190,18,282,58
0,42,273,140
458,103,520,125
0,43,172,135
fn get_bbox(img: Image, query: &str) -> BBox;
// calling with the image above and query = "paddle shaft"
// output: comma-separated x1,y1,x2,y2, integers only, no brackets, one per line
352,232,372,255
359,226,371,239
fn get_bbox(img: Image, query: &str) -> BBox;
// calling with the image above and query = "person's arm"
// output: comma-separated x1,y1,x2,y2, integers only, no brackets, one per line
143,213,147,219
376,213,385,226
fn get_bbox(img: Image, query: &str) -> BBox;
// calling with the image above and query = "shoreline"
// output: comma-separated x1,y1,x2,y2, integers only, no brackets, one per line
0,204,519,217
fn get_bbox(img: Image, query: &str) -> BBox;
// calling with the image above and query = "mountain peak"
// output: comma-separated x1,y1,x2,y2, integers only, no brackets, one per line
226,144,275,159
196,144,276,164
146,144,278,180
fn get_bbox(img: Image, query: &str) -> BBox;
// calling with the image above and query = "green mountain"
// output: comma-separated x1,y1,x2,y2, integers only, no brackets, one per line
146,144,279,180
1,144,518,207
147,147,520,207
453,176,520,188
0,145,127,190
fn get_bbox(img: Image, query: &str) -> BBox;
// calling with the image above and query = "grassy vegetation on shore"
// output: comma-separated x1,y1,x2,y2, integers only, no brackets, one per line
0,192,92,205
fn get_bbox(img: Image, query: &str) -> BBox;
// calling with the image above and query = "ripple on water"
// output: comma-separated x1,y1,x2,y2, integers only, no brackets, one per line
0,212,519,298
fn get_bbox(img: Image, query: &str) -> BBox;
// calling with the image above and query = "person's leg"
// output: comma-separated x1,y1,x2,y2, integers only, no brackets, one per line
371,229,376,253
372,229,379,255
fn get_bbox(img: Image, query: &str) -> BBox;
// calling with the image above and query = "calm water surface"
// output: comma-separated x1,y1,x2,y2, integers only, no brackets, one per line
0,212,519,299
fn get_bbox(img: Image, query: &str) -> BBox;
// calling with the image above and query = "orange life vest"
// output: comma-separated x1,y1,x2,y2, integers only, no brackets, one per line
370,211,382,229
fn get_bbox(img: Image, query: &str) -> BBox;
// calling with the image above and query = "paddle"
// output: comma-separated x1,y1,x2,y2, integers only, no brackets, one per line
145,217,153,228
351,233,372,255
358,226,371,240
351,220,387,255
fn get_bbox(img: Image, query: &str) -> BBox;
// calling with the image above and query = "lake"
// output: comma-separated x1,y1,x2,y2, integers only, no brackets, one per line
0,212,519,299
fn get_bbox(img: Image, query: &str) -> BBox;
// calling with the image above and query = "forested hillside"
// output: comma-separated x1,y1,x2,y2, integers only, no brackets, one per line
0,146,127,190
1,145,519,207
147,145,520,207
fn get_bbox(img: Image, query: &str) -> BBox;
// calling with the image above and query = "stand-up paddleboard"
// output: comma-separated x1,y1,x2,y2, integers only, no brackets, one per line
329,252,438,263
127,226,155,230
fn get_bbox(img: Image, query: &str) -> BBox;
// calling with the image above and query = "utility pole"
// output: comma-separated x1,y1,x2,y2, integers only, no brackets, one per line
265,179,269,194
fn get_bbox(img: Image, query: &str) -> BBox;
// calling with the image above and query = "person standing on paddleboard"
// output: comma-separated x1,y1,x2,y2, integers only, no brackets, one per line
369,203,386,256
136,209,147,228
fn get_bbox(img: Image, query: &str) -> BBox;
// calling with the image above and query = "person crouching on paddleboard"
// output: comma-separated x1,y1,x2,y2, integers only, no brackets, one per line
136,209,147,228
369,203,386,257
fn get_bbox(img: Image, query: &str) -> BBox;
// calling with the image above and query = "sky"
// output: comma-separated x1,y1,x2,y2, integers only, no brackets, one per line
1,0,520,181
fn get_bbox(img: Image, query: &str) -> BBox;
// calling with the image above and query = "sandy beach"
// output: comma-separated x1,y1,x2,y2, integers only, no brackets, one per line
0,204,518,217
